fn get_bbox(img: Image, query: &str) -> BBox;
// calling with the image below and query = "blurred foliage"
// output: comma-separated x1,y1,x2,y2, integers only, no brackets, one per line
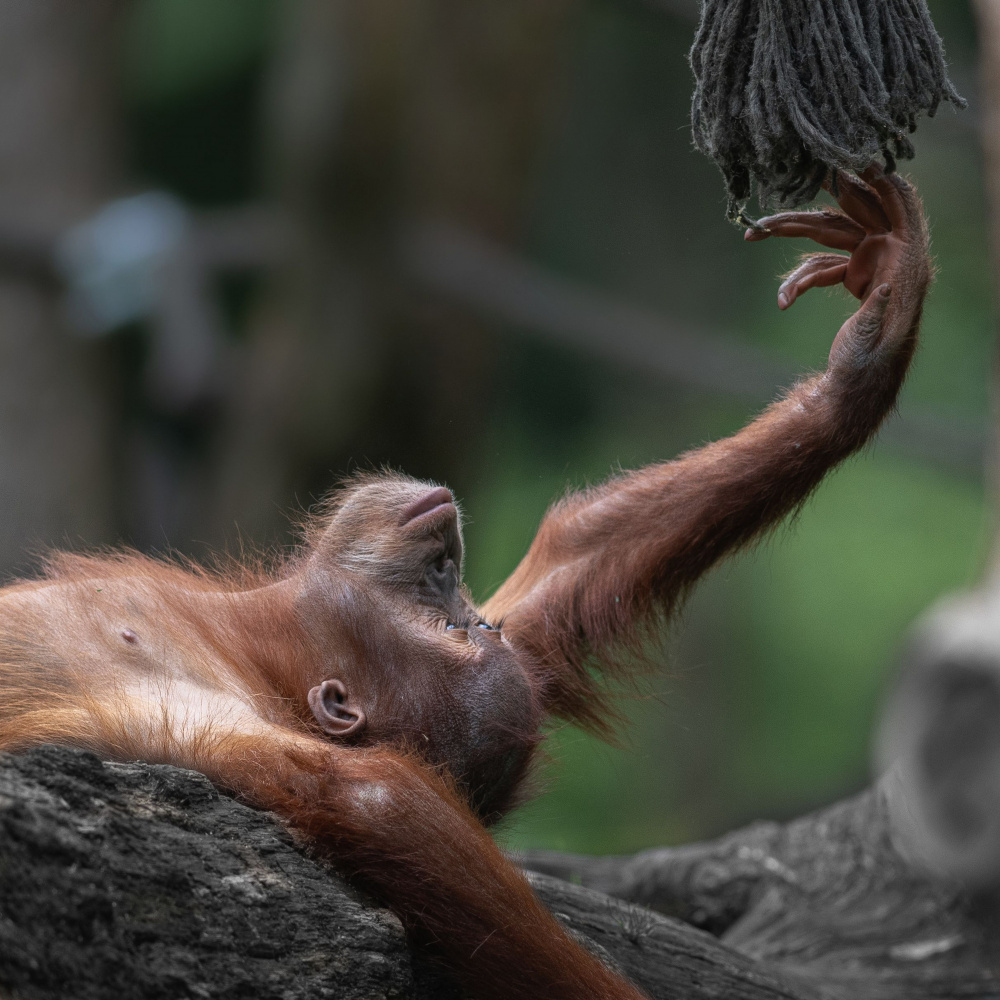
468,0,994,852
121,0,276,205
117,0,994,854
122,0,277,104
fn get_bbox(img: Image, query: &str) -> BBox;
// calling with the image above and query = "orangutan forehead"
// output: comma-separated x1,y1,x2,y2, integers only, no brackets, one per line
311,471,442,520
302,473,467,557
339,471,440,505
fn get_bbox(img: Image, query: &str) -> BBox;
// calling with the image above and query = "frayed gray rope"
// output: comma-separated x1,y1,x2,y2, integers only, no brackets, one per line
690,0,966,217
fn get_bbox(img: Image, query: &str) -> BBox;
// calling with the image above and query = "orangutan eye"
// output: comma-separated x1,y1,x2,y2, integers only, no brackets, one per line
446,623,458,631
476,622,495,631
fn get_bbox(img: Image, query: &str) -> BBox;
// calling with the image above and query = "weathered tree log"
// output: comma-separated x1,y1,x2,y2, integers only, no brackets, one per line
1,744,997,999
0,745,460,1000
0,745,810,1000
523,777,1000,999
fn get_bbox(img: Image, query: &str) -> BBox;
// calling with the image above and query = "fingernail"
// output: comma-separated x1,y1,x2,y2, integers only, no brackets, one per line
879,283,891,298
778,292,789,309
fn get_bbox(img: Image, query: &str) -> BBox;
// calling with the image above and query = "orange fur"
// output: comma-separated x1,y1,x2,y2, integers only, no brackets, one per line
0,173,931,1000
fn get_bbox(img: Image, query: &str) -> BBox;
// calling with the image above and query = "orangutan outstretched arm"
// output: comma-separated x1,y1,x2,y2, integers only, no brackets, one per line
483,170,931,724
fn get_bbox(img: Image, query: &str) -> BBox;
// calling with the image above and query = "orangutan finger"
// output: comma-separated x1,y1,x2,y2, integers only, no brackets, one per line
824,170,891,234
861,166,912,234
746,209,865,252
777,254,849,310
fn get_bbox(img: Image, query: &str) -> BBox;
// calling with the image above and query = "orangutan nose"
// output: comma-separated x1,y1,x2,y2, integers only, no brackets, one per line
401,487,454,525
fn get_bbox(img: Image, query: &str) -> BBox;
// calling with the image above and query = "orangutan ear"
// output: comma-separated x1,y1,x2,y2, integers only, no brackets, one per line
308,679,366,738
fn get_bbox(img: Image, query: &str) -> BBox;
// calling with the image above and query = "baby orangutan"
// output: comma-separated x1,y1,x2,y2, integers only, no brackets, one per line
0,169,930,1000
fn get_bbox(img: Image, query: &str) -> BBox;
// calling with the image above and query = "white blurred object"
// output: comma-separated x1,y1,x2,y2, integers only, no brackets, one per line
57,191,189,335
877,586,1000,885
56,192,222,410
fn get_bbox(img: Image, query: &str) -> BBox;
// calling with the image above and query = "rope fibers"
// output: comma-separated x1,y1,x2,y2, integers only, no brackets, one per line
690,0,966,217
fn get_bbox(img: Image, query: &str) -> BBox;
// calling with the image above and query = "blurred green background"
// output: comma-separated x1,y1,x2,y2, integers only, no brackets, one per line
2,0,993,854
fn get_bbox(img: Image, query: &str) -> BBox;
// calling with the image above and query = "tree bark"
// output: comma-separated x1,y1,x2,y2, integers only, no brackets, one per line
522,777,1000,1000
2,745,997,1000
